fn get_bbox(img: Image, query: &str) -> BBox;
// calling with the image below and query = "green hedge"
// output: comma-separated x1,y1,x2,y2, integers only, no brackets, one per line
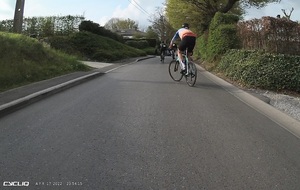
79,20,124,43
209,12,239,31
207,24,239,61
195,32,208,60
206,12,240,61
218,49,300,92
125,40,149,49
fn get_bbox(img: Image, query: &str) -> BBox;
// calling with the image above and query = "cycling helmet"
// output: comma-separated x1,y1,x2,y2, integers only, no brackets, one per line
182,23,189,29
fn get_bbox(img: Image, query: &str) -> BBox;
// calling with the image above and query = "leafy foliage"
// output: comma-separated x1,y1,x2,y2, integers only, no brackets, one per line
0,15,84,37
194,31,208,60
79,20,124,43
104,18,139,31
240,0,281,8
166,0,243,34
145,26,159,41
125,40,150,49
218,49,300,92
206,12,240,61
166,0,280,34
166,0,203,33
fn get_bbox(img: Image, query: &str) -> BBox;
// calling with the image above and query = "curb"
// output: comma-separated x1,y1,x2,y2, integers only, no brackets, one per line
136,55,156,62
0,72,103,118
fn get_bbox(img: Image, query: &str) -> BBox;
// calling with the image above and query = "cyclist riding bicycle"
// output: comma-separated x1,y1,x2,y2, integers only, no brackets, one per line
169,23,197,74
160,42,167,61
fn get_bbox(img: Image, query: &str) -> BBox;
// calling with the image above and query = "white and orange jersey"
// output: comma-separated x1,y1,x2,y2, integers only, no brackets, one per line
170,28,197,42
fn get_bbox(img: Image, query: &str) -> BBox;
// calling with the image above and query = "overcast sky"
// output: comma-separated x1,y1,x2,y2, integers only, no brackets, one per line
244,0,300,21
1,0,300,29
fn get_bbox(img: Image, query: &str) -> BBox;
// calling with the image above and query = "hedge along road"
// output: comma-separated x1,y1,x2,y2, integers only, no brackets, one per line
0,56,300,189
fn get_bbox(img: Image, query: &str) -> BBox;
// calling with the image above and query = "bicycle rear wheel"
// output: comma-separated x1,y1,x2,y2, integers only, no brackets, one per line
185,61,197,86
169,60,183,82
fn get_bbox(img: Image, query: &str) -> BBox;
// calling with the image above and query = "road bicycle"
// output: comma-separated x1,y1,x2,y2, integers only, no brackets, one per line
168,48,197,87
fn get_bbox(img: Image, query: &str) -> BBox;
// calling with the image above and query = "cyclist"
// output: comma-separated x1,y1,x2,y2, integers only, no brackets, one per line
159,41,167,61
169,23,197,74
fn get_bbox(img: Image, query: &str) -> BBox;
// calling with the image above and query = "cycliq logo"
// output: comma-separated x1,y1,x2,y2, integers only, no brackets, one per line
3,181,30,187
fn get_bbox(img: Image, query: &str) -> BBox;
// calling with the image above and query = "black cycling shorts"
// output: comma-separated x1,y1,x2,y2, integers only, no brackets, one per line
178,36,196,53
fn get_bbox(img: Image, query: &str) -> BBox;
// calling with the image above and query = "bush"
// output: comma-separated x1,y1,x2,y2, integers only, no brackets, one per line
142,47,156,55
79,20,123,43
145,39,157,47
218,49,300,92
195,31,208,60
209,12,239,31
125,40,149,49
206,12,240,62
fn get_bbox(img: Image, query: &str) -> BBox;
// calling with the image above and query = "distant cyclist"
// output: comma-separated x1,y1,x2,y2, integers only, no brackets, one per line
160,41,167,61
169,23,196,73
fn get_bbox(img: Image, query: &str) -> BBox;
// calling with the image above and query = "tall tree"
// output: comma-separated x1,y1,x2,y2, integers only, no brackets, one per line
148,7,176,43
166,0,281,34
104,18,139,31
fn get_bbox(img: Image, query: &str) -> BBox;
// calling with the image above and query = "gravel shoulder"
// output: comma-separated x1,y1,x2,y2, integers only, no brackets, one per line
248,89,300,122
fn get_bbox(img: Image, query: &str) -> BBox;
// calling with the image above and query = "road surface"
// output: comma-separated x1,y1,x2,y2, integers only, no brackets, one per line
1,57,300,189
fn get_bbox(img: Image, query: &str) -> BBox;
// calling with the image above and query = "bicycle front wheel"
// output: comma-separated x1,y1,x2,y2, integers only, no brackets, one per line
169,60,183,82
185,61,197,87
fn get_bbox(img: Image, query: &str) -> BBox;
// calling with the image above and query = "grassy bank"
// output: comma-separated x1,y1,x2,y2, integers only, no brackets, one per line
49,31,147,62
0,32,90,92
0,31,149,92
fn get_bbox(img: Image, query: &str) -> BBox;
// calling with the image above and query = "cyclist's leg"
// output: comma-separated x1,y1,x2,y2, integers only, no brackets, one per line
178,39,188,71
177,50,183,63
186,36,196,61
185,37,197,76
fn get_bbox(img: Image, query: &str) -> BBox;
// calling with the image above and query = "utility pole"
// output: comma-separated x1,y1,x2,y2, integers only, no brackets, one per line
13,0,25,33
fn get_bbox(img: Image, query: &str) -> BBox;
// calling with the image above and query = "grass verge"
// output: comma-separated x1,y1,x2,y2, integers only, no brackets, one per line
0,32,90,92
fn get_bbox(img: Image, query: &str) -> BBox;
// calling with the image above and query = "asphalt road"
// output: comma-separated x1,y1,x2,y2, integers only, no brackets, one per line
1,57,300,189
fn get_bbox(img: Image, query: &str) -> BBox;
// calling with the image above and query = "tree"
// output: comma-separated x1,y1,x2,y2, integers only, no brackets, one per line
186,0,281,14
104,18,139,31
166,0,208,34
145,26,159,40
166,0,281,33
148,7,176,43
281,7,294,20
